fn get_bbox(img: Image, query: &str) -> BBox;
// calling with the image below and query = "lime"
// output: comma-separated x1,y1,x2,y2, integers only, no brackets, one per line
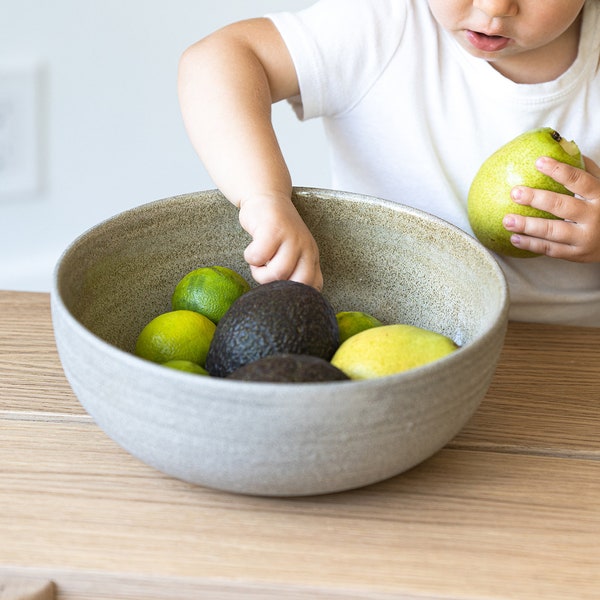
172,266,251,324
336,311,383,343
331,323,457,380
135,309,216,367
162,359,209,375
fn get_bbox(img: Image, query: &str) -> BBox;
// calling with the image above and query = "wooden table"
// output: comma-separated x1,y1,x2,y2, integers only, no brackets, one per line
1,290,599,600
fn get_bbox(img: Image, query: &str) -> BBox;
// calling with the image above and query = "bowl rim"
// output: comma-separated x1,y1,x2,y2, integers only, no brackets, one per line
51,187,510,395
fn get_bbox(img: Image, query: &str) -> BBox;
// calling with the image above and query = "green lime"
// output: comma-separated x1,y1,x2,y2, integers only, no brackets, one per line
172,265,250,324
336,311,383,343
162,359,209,375
135,309,216,367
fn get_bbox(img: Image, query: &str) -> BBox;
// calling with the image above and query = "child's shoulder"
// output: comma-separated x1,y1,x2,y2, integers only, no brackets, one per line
280,0,411,24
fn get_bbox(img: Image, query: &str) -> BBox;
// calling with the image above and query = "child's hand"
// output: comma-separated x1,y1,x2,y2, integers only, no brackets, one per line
502,156,600,262
238,194,323,290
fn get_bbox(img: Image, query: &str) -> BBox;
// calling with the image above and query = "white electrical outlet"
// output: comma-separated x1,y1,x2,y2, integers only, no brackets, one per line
0,62,40,196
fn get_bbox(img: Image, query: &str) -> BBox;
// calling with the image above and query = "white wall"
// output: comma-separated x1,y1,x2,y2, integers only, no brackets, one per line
0,1,329,291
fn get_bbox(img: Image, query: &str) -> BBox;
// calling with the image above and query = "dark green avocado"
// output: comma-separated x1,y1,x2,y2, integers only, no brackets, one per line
226,353,349,383
206,280,340,377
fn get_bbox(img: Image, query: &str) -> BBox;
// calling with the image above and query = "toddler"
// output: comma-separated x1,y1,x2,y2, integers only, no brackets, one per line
178,0,600,326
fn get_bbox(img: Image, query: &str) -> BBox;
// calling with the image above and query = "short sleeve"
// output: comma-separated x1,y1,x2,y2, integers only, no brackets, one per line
267,0,407,120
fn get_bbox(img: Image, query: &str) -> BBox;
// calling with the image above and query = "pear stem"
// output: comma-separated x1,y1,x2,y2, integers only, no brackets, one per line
551,129,580,157
551,130,562,143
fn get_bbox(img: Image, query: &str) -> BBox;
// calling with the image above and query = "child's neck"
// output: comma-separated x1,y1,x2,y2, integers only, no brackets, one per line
489,13,583,84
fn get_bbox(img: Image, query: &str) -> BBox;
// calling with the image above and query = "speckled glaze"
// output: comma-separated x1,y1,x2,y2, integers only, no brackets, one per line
51,188,509,496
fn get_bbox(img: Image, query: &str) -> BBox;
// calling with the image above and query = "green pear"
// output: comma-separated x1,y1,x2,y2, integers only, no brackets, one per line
467,127,585,258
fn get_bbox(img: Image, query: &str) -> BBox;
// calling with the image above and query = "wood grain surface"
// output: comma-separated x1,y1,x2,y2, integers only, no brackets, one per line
1,291,599,600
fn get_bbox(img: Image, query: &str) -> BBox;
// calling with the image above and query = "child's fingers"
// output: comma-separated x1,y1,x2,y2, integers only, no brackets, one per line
290,253,323,291
583,155,600,178
243,237,276,269
505,217,586,259
508,155,600,220
245,239,323,290
536,156,600,201
507,233,574,258
264,239,322,289
505,232,539,255
503,214,576,247
252,239,298,280
249,257,322,290
510,185,587,222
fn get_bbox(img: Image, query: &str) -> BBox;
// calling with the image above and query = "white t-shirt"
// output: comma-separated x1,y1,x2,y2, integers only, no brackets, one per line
267,0,600,326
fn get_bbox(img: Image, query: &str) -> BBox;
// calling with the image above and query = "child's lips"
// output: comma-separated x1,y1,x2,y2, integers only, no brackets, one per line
466,30,511,52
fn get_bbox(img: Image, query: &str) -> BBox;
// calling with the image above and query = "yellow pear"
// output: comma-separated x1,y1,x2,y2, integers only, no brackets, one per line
330,324,458,380
467,127,585,258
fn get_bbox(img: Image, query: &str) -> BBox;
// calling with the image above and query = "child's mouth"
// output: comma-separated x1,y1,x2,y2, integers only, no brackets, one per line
466,30,511,52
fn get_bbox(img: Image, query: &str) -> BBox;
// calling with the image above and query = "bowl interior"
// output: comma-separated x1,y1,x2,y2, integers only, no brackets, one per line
55,188,507,354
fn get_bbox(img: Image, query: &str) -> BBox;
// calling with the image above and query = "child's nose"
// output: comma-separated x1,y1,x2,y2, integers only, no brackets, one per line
473,0,519,18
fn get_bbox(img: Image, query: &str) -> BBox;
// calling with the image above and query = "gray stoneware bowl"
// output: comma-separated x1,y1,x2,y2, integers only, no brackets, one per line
51,188,509,496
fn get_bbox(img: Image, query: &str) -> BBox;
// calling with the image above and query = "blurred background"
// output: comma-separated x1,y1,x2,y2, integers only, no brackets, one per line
0,0,328,291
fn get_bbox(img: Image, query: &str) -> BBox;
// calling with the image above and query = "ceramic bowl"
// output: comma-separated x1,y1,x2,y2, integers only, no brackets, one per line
51,188,509,496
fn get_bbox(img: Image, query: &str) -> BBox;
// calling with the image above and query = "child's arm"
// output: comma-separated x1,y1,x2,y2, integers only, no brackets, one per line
503,156,600,262
178,18,323,290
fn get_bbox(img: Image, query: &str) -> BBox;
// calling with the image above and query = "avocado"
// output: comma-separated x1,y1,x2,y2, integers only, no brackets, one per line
206,280,340,377
226,353,349,383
